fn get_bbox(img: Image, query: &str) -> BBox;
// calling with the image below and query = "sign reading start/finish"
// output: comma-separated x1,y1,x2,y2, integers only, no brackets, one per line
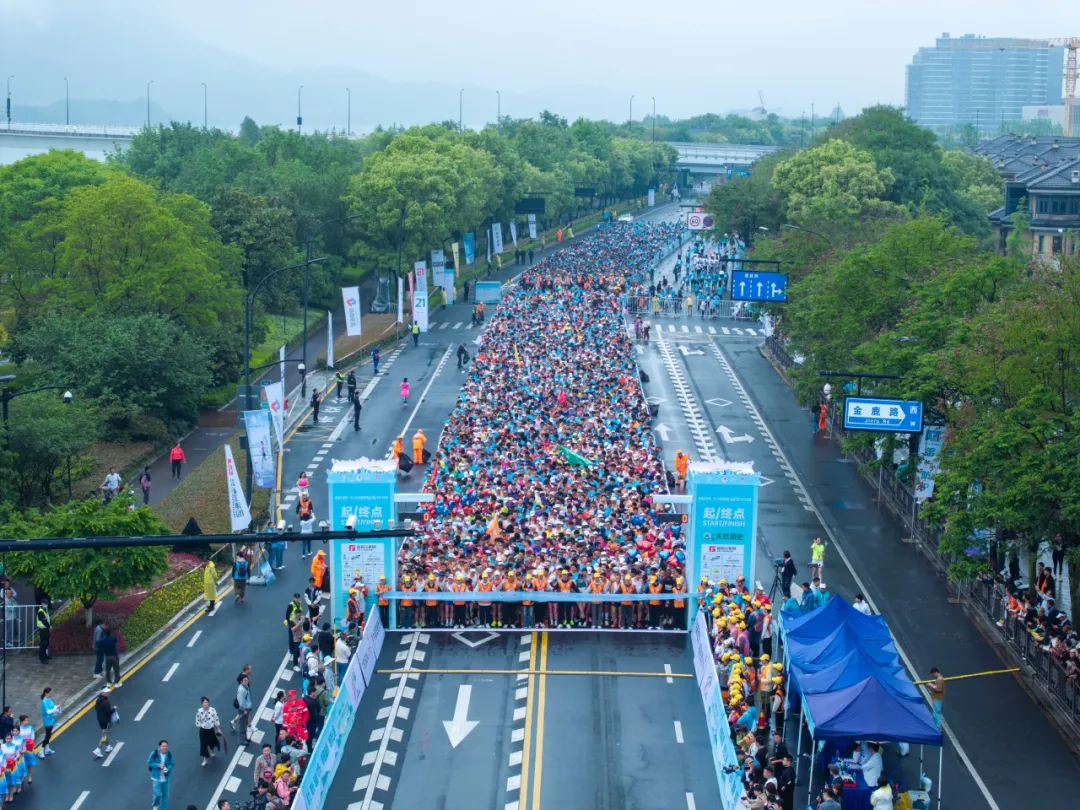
843,397,924,433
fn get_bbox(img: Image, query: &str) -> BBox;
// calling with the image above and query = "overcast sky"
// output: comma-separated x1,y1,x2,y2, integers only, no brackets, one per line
3,0,1075,122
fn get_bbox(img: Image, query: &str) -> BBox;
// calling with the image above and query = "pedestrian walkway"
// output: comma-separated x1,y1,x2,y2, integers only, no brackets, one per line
145,427,235,508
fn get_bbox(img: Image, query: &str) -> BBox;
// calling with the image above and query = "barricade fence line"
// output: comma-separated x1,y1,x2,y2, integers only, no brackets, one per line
3,604,47,650
760,333,1080,733
382,591,690,602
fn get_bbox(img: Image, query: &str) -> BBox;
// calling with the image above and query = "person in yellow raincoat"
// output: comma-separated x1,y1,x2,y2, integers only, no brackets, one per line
203,562,218,615
412,429,427,465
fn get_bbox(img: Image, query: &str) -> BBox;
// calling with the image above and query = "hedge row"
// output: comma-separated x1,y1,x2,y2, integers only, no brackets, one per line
121,562,213,648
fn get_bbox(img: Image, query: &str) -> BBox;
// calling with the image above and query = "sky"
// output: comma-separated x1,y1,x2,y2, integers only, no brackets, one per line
2,0,1076,128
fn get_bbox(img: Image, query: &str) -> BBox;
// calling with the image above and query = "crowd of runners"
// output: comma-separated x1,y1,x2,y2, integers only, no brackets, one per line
393,220,691,629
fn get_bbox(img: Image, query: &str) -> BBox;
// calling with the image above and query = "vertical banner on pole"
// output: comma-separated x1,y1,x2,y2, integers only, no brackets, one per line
451,241,461,275
509,220,518,247
326,311,334,369
224,445,251,532
463,233,475,266
648,189,656,207
687,462,760,623
443,269,455,306
327,460,398,624
264,381,285,448
243,410,276,488
413,261,429,332
431,250,446,290
491,222,504,255
397,281,404,324
486,229,492,264
528,214,537,240
279,345,286,385
414,261,428,295
341,286,362,337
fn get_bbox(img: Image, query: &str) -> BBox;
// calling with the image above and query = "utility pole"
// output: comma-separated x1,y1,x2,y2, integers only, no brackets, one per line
201,82,207,129
64,77,69,126
297,86,303,132
346,87,351,136
5,76,12,127
496,90,500,130
146,80,154,127
629,95,634,133
459,88,464,133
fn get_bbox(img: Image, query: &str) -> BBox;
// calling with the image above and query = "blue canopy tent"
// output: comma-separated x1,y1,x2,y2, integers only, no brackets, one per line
802,677,942,745
781,594,891,642
786,624,901,670
790,648,920,702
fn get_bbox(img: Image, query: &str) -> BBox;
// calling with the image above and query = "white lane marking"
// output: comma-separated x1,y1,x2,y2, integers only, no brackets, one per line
453,322,463,329
163,663,179,682
70,791,90,810
250,728,265,744
511,728,524,743
204,653,291,810
102,740,124,766
722,327,730,335
322,443,334,448
515,687,527,700
513,706,526,721
674,720,684,744
439,322,449,330
225,776,242,793
187,630,202,648
708,326,716,334
507,774,521,791
715,341,1005,810
686,793,697,810
668,325,675,333
239,751,253,768
509,749,522,766
694,326,703,334
355,632,423,809
134,699,153,721
306,464,320,471
681,325,689,333
388,344,454,455
518,650,531,662
519,635,531,645
664,664,673,684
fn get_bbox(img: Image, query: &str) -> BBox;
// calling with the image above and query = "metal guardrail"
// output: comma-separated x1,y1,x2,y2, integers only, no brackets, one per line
0,121,140,138
3,604,47,650
761,333,1080,735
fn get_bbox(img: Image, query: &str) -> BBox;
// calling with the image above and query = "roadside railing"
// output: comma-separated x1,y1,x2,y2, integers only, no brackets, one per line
3,603,49,650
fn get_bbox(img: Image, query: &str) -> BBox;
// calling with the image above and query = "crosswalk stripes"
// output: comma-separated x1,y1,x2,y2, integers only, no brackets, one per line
722,327,730,335
708,326,716,335
694,326,703,334
439,322,449,330
453,322,463,329
668,325,675,333
681,325,689,333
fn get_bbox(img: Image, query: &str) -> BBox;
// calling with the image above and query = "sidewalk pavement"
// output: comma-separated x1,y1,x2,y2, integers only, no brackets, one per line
145,426,236,508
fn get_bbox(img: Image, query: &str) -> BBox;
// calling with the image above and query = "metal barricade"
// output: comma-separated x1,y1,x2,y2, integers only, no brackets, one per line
3,603,46,650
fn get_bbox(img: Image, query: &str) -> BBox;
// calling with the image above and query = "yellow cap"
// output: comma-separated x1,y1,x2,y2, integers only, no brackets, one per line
719,579,728,586
761,654,770,661
720,653,731,661
738,621,746,629
676,577,684,585
428,574,435,581
348,588,359,595
379,574,386,581
593,572,600,578
743,656,753,663
482,572,489,579
774,663,783,671
649,575,658,583
773,677,784,684
712,607,721,617
403,575,411,583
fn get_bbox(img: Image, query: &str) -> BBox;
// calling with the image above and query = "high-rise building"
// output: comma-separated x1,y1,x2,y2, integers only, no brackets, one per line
905,34,1065,132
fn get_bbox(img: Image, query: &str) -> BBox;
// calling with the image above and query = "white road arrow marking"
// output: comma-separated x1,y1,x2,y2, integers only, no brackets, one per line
655,423,672,441
443,684,479,748
705,397,733,408
716,424,755,443
452,631,499,648
759,476,775,487
645,396,666,406
678,345,705,356
635,345,644,355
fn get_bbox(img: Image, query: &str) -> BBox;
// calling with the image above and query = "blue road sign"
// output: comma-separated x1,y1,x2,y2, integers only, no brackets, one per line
843,397,923,433
732,270,787,302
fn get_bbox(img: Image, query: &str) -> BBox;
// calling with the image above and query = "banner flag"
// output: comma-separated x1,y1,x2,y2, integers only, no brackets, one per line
528,214,537,240
414,261,428,295
558,445,594,467
509,220,518,247
327,311,334,369
397,280,404,323
279,345,286,385
486,229,491,264
491,222,504,255
463,233,475,266
648,189,656,207
451,241,461,275
413,290,429,332
224,444,252,532
342,286,362,337
431,250,446,289
243,410,276,489
264,381,285,448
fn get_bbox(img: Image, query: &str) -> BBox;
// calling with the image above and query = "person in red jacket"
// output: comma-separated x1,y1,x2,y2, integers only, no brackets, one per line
169,442,186,480
281,690,309,742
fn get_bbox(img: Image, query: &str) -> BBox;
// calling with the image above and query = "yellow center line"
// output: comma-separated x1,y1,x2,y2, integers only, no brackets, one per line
376,667,692,678
531,631,548,810
520,631,537,808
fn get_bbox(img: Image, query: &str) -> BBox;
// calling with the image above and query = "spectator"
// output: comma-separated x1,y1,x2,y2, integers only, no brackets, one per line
870,775,894,809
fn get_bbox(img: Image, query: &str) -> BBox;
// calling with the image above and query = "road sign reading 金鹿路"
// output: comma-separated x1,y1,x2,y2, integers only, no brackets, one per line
843,397,923,433
731,270,787,302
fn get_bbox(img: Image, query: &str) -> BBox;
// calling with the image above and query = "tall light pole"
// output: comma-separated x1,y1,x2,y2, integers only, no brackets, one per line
459,88,464,133
6,76,13,127
652,97,656,142
201,82,207,129
496,90,500,130
346,87,351,136
64,77,69,126
629,95,634,134
146,80,154,127
297,86,303,131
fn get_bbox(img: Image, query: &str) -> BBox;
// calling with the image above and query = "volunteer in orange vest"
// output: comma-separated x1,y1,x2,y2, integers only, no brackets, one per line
376,575,391,628
619,575,635,630
451,573,468,628
697,575,710,611
521,572,536,629
399,574,416,629
392,435,405,475
477,571,495,628
423,574,439,628
310,549,328,591
647,575,664,629
501,570,520,628
674,450,689,489
671,576,687,629
412,429,427,465
588,571,606,629
346,587,362,626
556,570,575,628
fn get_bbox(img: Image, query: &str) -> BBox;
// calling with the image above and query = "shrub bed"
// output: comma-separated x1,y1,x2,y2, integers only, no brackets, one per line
121,563,212,648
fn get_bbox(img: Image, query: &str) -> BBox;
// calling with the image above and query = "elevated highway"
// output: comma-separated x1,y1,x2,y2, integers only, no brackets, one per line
0,121,137,164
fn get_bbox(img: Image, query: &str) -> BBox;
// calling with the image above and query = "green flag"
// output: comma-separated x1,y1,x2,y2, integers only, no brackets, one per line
559,445,594,467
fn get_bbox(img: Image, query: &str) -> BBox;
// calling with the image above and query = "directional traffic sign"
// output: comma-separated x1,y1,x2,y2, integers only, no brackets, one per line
843,397,923,433
732,270,788,302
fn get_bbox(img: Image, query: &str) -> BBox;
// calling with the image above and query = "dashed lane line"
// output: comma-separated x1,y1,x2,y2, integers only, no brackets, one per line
134,699,153,721
70,790,90,810
664,663,673,684
656,327,720,463
187,630,201,648
162,662,179,682
673,720,684,744
101,740,124,767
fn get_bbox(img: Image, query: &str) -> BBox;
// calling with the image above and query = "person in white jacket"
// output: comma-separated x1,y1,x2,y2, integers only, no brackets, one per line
870,776,894,810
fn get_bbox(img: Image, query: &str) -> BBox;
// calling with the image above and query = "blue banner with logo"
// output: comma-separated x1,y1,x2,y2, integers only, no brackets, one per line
688,468,760,614
463,232,476,266
242,410,275,489
327,467,397,628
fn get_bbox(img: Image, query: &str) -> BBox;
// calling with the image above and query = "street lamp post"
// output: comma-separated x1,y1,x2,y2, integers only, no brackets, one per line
301,214,362,399
6,76,13,127
629,95,634,133
297,86,303,131
201,82,207,129
245,259,327,497
346,87,351,136
780,223,831,244
496,90,500,130
64,78,69,126
459,88,464,133
146,80,154,128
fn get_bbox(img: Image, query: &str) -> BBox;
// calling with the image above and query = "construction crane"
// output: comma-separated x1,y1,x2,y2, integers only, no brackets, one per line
1046,38,1079,137
752,91,779,121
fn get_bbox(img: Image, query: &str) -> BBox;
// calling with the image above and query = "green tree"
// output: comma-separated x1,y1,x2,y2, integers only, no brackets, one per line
704,151,789,241
210,187,297,301
3,498,170,626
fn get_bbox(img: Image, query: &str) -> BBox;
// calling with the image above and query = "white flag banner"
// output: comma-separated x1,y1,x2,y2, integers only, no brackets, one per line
413,290,429,332
431,250,446,289
397,280,404,324
279,345,286,385
509,220,518,247
243,410,276,489
491,222,504,255
264,381,285,448
224,444,251,532
486,230,491,264
528,214,537,240
327,311,334,369
342,286,362,337
413,261,428,295
648,189,656,207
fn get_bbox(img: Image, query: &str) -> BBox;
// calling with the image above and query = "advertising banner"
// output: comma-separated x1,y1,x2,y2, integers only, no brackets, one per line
413,291,429,332
451,241,461,276
915,425,946,502
341,286,362,337
356,607,385,687
648,188,655,207
431,250,446,289
224,444,251,532
243,410,275,489
326,311,334,369
463,233,476,266
691,614,744,810
491,222,504,255
688,465,760,604
528,214,537,240
474,281,503,304
486,229,491,264
263,381,285,448
443,268,455,306
414,260,428,295
397,280,404,324
279,345,286,385
509,220,518,247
